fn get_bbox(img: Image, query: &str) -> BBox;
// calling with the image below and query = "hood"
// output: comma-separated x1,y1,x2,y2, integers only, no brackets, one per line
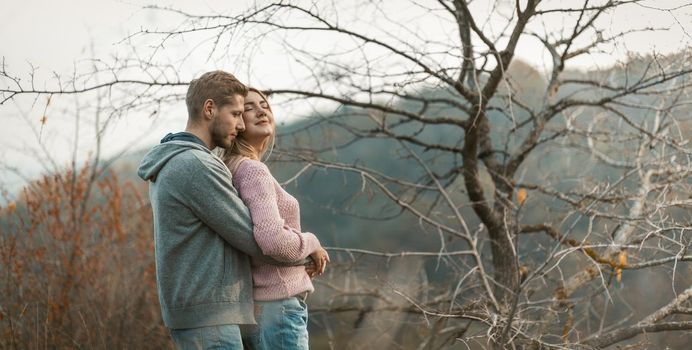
137,140,211,182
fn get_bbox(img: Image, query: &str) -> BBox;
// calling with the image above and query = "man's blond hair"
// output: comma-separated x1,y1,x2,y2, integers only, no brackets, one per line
186,70,248,120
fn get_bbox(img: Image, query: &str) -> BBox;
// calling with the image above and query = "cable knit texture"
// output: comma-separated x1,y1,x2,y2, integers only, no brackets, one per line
233,159,321,301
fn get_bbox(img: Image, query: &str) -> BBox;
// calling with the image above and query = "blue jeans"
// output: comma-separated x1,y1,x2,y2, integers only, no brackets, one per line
244,297,309,350
170,324,243,350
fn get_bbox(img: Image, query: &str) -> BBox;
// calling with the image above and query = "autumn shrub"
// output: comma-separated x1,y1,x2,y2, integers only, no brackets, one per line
0,161,169,349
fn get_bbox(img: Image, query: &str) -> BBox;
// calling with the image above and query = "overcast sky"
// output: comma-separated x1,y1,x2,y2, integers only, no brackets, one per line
0,0,690,199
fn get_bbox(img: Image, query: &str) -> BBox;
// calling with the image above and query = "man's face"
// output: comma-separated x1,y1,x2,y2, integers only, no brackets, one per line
209,94,245,149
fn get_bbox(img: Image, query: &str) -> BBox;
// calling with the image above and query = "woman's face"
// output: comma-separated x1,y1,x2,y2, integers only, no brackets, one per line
241,91,274,145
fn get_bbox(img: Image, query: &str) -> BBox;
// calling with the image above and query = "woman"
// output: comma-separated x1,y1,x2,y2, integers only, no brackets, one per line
222,87,329,349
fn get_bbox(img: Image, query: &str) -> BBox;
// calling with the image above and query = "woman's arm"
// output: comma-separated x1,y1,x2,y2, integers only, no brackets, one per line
234,160,321,262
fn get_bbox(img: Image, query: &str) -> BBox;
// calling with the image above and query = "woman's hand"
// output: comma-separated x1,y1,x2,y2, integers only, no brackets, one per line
306,248,330,278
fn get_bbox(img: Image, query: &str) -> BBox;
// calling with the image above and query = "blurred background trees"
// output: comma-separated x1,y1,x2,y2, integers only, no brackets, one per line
1,0,691,349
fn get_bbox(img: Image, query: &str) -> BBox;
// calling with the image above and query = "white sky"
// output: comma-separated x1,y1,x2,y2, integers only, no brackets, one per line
0,0,690,199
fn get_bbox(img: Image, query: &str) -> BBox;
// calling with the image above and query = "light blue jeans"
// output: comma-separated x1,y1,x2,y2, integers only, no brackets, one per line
243,297,309,350
170,324,244,350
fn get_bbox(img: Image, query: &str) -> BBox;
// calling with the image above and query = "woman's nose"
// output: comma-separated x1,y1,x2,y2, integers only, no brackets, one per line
256,107,266,117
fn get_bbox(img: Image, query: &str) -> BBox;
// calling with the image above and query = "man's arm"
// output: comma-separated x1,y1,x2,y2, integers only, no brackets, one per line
183,153,307,265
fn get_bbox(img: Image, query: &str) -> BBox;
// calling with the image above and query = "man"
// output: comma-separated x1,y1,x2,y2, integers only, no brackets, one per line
138,70,274,349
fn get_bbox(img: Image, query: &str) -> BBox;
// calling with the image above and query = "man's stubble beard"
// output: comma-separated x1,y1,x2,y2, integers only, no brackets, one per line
210,118,232,149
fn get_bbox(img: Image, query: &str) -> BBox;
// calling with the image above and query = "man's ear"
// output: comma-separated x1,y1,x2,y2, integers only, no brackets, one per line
202,99,215,120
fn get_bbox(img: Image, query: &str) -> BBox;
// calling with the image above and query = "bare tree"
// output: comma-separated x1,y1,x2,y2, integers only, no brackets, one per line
2,1,691,349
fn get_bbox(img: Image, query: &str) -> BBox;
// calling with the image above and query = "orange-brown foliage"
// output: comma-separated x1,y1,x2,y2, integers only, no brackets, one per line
0,161,170,349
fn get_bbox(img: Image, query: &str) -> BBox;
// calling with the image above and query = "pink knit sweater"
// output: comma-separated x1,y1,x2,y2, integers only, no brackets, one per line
232,159,321,301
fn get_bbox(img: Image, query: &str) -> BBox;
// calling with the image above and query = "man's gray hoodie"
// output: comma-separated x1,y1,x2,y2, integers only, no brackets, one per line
138,139,264,329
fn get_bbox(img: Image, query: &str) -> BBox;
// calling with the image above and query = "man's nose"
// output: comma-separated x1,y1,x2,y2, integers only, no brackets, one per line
237,117,246,131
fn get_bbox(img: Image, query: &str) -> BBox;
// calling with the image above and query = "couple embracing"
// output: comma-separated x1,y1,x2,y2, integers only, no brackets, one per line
138,70,329,349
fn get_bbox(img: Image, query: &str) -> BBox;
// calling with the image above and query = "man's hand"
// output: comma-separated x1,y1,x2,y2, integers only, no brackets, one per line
306,248,330,278
305,259,317,277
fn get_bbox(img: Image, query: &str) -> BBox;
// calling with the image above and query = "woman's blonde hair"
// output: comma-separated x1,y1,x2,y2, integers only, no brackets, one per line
221,87,275,172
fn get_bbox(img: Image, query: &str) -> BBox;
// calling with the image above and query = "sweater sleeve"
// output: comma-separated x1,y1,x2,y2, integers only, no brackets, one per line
235,160,321,262
184,153,265,257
